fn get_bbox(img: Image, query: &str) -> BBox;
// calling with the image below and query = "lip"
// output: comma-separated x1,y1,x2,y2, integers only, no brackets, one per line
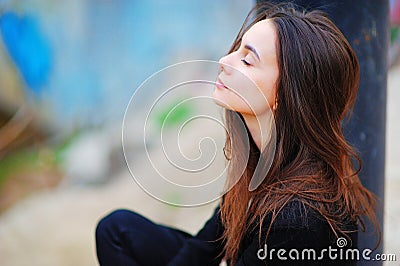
216,78,228,90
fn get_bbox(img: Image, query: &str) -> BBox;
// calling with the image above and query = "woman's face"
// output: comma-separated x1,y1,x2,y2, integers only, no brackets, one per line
213,19,279,116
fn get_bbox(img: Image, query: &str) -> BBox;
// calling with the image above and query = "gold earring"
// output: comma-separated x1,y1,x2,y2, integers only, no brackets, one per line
272,98,278,111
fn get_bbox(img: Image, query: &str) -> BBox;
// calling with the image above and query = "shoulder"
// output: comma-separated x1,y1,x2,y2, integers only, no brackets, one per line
247,198,357,248
271,199,327,230
234,199,359,265
264,200,332,248
233,198,360,265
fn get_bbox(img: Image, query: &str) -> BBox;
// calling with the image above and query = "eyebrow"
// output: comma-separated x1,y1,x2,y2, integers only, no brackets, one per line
244,44,260,61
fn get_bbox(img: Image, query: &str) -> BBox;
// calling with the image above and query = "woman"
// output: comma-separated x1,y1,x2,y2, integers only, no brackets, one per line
96,3,380,265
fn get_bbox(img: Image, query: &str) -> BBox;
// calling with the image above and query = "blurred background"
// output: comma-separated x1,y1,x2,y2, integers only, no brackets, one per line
0,0,399,265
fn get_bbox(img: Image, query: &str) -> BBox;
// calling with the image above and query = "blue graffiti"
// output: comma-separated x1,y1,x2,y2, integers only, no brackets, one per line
0,12,52,94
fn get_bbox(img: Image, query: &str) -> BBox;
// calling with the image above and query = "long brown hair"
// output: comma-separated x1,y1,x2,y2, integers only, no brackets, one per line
218,3,380,263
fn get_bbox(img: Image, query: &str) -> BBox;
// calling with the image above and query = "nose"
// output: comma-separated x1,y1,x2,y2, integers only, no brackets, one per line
218,54,233,75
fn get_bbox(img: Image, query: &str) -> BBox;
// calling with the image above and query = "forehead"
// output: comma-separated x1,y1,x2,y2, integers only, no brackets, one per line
242,19,277,61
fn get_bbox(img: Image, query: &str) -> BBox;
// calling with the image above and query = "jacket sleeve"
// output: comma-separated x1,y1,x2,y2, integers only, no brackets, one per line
167,206,226,266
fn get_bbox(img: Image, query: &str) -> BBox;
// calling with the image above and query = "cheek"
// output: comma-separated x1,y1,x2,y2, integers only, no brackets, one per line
236,75,276,115
255,72,278,109
212,70,278,115
228,76,266,113
243,92,271,115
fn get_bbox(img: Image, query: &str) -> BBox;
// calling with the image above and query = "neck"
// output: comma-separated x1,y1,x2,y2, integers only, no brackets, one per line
241,112,273,151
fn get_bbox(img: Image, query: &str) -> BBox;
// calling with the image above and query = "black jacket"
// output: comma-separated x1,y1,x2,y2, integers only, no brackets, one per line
167,199,358,266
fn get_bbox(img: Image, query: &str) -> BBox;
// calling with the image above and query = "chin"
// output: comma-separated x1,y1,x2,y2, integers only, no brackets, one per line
212,89,232,110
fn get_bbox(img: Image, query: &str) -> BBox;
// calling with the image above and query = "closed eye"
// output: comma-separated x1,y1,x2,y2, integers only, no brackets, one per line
241,58,251,66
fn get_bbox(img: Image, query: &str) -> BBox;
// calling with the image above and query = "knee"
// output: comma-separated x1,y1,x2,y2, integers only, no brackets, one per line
96,209,135,240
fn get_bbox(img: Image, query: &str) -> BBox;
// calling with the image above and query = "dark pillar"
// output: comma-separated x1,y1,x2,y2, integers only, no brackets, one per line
258,0,388,264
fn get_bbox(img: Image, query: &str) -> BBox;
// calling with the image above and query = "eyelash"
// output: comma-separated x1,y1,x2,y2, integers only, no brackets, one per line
241,58,251,66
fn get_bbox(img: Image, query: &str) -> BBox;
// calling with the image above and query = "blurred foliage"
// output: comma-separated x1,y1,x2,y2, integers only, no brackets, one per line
155,99,194,130
0,130,80,187
0,129,81,212
391,26,399,43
